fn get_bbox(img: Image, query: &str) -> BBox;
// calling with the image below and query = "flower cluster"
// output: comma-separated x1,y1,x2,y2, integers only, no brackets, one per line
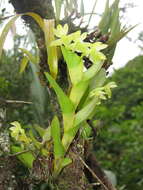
51,24,107,64
10,121,31,145
89,82,117,104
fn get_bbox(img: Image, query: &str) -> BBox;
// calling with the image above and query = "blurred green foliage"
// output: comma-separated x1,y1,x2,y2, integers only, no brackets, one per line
94,55,143,189
0,43,34,124
0,35,52,126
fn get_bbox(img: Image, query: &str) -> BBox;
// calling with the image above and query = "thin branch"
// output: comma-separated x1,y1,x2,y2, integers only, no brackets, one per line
78,155,115,190
0,97,32,105
0,15,15,21
5,100,32,104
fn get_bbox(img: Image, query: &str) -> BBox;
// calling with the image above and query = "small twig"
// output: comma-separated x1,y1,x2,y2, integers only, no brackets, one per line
0,15,15,21
0,97,32,105
78,155,109,190
5,100,32,104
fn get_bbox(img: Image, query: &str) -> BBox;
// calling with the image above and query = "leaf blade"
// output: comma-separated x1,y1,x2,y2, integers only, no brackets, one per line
11,145,35,168
51,116,65,158
19,48,38,64
61,46,83,85
26,12,44,30
74,97,98,126
45,72,75,131
0,15,19,59
19,56,29,74
44,19,58,79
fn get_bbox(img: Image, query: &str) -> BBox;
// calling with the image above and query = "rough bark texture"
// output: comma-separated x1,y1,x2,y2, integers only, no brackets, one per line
9,0,55,19
84,141,117,190
57,139,86,190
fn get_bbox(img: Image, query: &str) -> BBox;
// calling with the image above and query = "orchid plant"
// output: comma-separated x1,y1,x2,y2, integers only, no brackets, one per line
9,23,116,177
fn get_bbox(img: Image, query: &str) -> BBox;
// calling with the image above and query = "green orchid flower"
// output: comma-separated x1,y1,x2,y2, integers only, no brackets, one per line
10,121,31,144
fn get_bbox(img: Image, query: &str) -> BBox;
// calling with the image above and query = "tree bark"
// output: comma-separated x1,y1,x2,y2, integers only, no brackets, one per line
84,144,117,190
9,0,55,19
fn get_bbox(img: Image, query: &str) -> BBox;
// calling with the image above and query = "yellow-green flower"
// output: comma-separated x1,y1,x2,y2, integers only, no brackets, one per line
10,121,31,144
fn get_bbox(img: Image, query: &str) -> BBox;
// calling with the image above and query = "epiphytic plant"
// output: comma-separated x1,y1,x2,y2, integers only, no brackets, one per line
9,24,116,177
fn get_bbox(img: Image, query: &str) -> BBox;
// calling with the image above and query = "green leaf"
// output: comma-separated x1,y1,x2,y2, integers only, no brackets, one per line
61,46,83,85
83,62,104,81
28,130,42,149
44,72,74,114
34,124,46,137
45,72,75,131
44,19,58,79
0,15,19,59
69,80,89,108
74,97,98,126
11,145,35,168
0,12,44,60
98,0,110,33
26,12,44,30
81,122,92,139
54,0,63,20
42,126,51,143
50,39,62,46
30,63,46,125
89,68,106,90
61,157,72,168
19,56,29,74
51,116,65,158
19,48,38,64
53,156,72,177
62,126,79,151
110,0,120,35
108,24,137,46
77,86,90,110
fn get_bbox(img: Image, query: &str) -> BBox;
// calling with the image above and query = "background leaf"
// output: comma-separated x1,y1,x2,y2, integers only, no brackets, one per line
19,56,29,74
19,48,38,64
0,15,19,59
54,0,63,20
